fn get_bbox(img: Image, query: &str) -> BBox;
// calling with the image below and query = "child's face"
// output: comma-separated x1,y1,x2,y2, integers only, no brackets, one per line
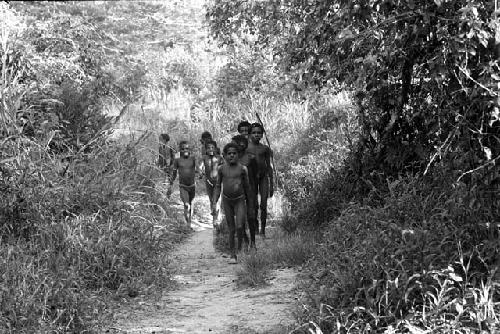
225,147,238,164
233,140,246,153
180,144,190,158
206,144,216,156
250,127,263,143
238,126,249,138
200,137,210,146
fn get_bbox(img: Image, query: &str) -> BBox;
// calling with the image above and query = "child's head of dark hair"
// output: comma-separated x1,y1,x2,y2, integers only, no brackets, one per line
237,121,251,133
231,134,248,151
201,131,212,141
179,140,189,149
205,139,217,148
160,133,170,142
223,142,240,155
251,123,264,133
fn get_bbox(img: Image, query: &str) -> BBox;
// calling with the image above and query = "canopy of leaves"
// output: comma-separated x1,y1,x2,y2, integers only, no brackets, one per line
207,0,499,184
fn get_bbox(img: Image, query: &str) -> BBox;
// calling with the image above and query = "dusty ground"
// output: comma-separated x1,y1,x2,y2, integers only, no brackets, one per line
107,187,298,334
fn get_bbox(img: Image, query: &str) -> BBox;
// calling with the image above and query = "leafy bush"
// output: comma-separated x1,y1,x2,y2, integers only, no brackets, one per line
214,43,276,99
0,136,187,332
0,2,197,332
280,92,360,223
295,172,499,332
208,0,499,182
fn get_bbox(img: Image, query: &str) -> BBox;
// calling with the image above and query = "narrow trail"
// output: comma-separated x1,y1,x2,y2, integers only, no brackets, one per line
108,186,298,334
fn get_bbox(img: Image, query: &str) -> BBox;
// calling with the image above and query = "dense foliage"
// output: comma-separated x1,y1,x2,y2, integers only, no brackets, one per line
1,0,498,331
208,1,499,332
208,0,499,180
0,2,199,331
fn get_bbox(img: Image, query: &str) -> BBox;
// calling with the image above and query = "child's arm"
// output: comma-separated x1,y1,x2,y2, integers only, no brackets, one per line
242,165,250,200
168,146,175,167
266,146,274,197
193,157,201,179
198,158,205,179
170,159,178,184
158,145,164,167
167,159,178,197
212,166,223,211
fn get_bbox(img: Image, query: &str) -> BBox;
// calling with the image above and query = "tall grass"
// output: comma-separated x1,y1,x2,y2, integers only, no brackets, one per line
0,133,189,331
236,230,315,287
0,29,187,329
0,3,222,332
290,171,499,333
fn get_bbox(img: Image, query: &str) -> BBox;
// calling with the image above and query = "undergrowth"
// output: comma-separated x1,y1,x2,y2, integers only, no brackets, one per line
275,88,499,333
289,168,499,333
235,230,315,287
0,136,189,332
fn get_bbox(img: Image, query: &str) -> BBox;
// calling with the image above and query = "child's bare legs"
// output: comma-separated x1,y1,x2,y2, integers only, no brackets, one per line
183,203,190,225
205,180,219,225
234,199,247,251
247,188,257,248
256,175,269,236
180,185,195,228
247,217,257,248
222,197,236,259
222,196,246,260
242,223,250,247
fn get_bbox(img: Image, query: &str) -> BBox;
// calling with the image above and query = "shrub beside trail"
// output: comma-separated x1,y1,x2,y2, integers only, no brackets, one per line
291,170,499,332
0,3,198,330
206,1,500,331
278,94,499,332
0,135,189,332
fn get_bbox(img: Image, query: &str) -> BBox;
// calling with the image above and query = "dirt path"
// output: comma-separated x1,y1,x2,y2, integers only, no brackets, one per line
108,188,298,334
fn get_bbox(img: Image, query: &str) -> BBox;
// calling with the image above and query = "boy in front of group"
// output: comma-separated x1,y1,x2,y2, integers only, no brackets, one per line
169,141,197,227
247,123,274,237
212,142,250,263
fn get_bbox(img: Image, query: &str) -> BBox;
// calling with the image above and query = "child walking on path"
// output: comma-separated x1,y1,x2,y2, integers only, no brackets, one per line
200,131,221,156
199,139,223,225
232,134,258,249
158,133,175,179
169,141,197,227
212,143,251,263
247,123,274,237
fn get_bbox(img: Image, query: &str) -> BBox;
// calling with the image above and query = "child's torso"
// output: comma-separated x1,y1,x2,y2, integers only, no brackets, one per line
238,153,257,185
176,157,195,185
221,164,246,198
247,143,269,175
158,144,173,165
204,155,221,181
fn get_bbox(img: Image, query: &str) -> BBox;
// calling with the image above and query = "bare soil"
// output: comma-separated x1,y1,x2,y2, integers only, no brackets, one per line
107,188,298,334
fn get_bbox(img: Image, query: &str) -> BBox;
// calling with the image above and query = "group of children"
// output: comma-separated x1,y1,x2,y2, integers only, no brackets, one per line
158,121,274,262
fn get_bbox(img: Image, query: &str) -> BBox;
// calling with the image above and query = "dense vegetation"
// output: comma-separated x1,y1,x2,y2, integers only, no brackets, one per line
207,0,499,332
0,2,203,331
1,0,498,332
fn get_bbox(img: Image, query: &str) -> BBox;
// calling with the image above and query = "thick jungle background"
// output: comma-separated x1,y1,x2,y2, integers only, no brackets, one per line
0,0,499,333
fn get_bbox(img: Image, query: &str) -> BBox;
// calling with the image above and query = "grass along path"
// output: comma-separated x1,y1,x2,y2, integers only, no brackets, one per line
107,183,299,333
